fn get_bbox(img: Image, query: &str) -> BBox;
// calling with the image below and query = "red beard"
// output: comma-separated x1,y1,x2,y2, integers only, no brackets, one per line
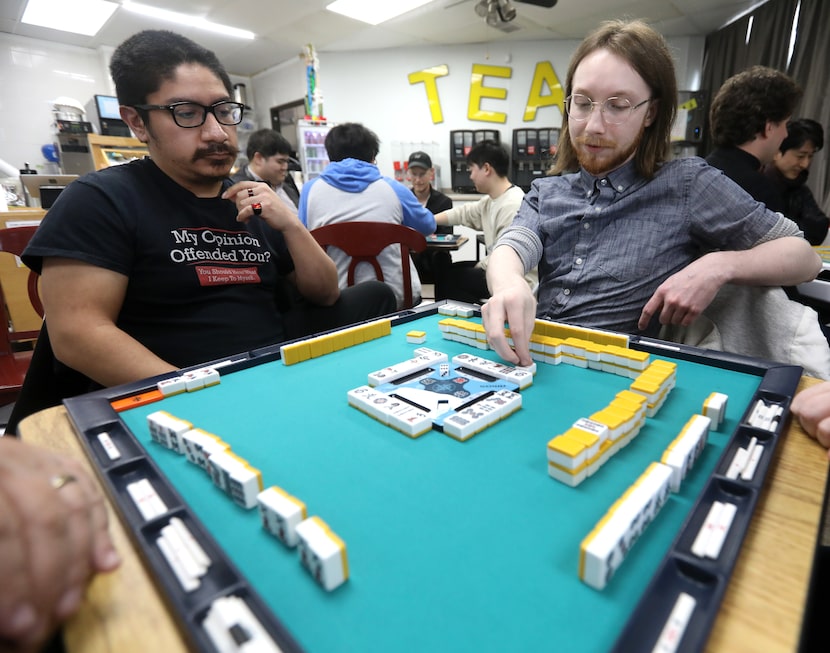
574,123,645,176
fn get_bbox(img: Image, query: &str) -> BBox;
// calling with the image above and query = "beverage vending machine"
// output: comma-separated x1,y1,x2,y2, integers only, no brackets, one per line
448,129,501,192
511,128,559,191
297,119,334,186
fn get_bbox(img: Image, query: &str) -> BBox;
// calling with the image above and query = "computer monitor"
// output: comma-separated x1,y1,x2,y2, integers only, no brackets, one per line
96,95,121,121
90,94,131,137
20,174,79,209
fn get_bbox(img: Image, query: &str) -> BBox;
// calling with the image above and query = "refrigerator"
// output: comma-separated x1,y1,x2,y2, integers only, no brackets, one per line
296,119,334,186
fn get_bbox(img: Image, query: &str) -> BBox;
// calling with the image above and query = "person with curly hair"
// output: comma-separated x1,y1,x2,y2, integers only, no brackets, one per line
706,65,802,213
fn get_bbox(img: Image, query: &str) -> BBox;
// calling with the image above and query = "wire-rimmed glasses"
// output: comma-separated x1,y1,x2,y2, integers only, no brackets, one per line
565,94,651,125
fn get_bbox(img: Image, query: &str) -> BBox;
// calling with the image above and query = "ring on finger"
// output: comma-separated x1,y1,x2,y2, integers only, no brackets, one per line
252,202,262,216
50,473,79,491
247,188,254,197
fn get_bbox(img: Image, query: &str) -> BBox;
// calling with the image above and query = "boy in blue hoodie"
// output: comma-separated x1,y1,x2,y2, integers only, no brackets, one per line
299,123,436,308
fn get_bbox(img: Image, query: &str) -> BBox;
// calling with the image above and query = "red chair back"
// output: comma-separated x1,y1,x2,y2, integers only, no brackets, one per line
311,222,427,309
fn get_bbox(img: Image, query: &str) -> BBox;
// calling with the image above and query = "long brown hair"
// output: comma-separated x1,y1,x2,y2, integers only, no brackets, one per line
551,20,677,179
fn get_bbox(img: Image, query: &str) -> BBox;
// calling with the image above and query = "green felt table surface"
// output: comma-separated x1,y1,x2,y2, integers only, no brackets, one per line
120,313,760,653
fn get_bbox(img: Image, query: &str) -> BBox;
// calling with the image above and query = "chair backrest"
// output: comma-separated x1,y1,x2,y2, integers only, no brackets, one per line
0,226,43,349
311,222,427,309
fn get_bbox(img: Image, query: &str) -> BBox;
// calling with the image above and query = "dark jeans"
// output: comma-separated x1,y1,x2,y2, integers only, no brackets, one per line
434,260,489,304
283,279,397,338
412,249,451,285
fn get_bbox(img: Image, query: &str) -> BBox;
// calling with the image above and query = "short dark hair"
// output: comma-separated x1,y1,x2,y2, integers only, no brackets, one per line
109,30,233,108
466,140,510,177
324,123,380,163
710,66,802,148
551,19,678,179
780,118,824,153
246,129,292,160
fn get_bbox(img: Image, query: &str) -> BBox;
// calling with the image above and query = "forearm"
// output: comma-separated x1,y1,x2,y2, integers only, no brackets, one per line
710,237,821,286
41,260,178,387
487,245,529,294
49,320,177,387
281,221,339,305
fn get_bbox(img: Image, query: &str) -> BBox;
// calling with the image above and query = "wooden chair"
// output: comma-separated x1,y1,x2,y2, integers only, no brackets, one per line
0,226,43,405
311,222,427,309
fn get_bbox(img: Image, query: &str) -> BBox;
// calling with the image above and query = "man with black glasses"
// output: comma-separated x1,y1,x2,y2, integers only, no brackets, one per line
481,19,821,368
17,30,395,408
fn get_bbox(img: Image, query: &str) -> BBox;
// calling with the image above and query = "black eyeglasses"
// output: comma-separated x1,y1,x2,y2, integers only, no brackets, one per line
132,100,245,128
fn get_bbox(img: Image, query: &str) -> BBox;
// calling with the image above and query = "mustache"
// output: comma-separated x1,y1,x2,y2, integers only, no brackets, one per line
575,135,615,148
193,143,239,160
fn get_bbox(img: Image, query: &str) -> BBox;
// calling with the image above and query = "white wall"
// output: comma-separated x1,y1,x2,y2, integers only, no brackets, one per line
252,36,704,190
0,32,703,187
0,33,112,174
0,32,252,178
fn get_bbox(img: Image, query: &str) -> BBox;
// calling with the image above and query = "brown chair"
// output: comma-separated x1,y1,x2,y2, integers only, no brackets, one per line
310,222,427,309
0,226,43,405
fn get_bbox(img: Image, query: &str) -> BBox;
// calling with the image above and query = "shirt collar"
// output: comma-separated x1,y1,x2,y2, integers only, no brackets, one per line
578,159,640,197
246,165,277,189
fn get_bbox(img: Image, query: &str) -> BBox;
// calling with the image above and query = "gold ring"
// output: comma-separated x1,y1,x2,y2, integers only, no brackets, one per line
50,473,78,490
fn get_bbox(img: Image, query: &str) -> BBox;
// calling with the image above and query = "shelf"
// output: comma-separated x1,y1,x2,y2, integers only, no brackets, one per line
88,134,148,171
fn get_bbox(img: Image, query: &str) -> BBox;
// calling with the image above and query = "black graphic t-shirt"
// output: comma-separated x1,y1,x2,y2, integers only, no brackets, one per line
24,159,294,368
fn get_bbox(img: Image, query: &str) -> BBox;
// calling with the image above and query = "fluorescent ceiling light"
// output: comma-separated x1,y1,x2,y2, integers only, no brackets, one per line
22,0,118,36
326,0,433,26
122,2,255,40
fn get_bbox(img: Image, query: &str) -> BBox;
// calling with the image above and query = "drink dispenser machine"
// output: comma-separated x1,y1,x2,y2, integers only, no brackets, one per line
512,128,559,191
474,129,500,144
449,130,475,192
449,130,502,193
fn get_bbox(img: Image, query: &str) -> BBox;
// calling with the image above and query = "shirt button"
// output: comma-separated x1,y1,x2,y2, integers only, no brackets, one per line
617,185,624,192
575,257,583,265
594,207,601,213
563,289,571,295
600,179,608,186
583,222,591,230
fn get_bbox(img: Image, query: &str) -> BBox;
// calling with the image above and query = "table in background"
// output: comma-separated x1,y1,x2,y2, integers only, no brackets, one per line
424,234,468,251
18,369,828,652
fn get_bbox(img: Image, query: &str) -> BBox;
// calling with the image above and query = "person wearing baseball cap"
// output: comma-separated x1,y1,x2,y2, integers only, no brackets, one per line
407,151,453,284
408,151,452,215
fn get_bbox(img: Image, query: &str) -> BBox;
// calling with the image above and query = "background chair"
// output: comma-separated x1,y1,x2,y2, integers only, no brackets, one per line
0,226,43,405
311,222,427,309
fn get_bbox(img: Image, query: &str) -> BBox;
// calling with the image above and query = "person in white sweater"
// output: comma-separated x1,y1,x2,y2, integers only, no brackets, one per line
434,140,537,303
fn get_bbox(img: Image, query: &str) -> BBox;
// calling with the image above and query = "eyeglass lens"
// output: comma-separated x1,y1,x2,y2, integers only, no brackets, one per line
566,95,636,125
171,102,244,127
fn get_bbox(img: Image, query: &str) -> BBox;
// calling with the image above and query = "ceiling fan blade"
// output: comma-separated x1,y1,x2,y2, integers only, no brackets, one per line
516,0,558,7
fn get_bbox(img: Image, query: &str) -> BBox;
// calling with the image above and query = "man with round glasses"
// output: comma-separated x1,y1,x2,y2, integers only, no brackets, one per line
481,19,821,368
13,30,395,425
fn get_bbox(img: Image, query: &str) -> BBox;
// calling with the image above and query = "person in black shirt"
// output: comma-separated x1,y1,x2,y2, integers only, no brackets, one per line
706,66,802,213
407,151,452,284
763,118,828,245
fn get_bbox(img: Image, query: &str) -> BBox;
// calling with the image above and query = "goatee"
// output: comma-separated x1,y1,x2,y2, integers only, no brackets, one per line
575,123,645,176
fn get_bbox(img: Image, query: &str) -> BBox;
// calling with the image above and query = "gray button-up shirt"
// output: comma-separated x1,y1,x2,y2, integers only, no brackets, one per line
497,156,801,334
